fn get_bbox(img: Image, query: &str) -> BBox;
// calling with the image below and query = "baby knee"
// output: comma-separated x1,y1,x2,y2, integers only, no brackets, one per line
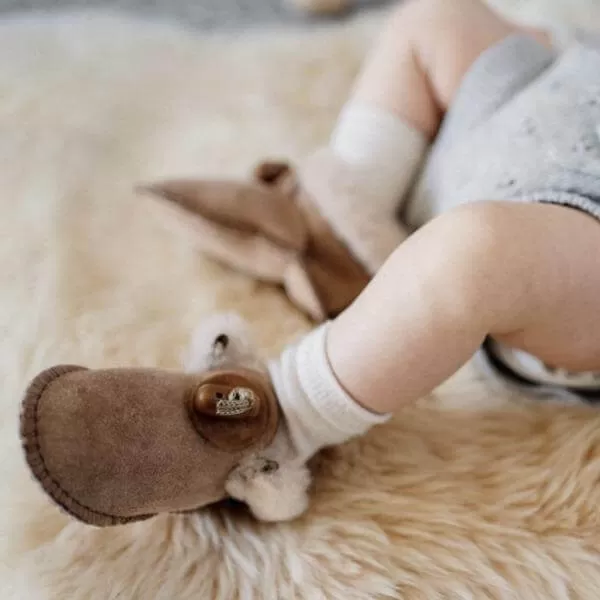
418,203,520,315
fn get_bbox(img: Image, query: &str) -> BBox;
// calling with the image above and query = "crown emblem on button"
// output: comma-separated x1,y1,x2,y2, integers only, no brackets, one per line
215,387,258,417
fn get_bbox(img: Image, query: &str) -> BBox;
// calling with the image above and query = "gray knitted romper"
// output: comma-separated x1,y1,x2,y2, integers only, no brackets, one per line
403,32,600,402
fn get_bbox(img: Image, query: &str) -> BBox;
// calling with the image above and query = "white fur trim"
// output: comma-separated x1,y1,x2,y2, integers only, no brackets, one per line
225,428,312,522
183,312,266,374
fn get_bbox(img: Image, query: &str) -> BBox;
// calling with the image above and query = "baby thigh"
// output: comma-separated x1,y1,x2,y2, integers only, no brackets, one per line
475,201,600,373
329,200,600,414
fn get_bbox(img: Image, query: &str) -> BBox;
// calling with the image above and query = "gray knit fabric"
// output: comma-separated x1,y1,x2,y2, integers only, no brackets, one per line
405,32,600,228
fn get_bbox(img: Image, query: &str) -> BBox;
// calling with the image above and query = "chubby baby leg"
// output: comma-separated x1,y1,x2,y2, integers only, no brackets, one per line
328,201,600,415
352,0,551,133
301,0,553,275
258,201,600,470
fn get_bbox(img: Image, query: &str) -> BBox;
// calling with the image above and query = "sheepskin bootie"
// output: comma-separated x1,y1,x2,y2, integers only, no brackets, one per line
19,314,314,527
19,298,392,529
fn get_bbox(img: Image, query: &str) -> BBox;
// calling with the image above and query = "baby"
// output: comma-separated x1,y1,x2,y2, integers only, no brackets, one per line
168,0,600,494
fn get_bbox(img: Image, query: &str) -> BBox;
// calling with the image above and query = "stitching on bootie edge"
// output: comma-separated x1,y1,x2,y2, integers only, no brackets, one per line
19,365,154,527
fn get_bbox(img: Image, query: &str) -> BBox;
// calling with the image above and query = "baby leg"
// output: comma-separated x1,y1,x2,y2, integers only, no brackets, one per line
303,0,550,272
269,202,600,461
350,0,549,136
329,202,600,414
260,2,564,463
149,0,552,323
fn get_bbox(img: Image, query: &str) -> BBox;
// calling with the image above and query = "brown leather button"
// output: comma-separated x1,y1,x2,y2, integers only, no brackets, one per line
188,368,278,453
194,381,260,419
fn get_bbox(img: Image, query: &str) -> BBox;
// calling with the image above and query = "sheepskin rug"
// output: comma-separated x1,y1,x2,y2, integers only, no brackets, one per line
3,2,600,598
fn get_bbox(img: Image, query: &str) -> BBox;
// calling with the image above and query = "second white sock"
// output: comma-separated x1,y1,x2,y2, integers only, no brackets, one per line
301,103,428,273
331,102,427,215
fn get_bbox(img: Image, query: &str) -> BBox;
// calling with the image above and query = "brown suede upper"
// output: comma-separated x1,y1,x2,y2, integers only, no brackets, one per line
141,161,370,321
20,365,279,527
291,181,371,318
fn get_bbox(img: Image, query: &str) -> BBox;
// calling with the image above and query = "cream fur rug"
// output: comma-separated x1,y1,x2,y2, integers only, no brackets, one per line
3,2,600,599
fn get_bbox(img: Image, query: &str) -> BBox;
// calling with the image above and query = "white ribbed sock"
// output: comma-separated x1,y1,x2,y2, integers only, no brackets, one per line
330,102,427,216
268,324,390,462
301,103,428,273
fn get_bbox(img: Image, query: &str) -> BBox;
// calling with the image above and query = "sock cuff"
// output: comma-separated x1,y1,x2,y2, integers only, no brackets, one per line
295,324,390,434
331,102,427,168
302,102,428,273
268,324,390,461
